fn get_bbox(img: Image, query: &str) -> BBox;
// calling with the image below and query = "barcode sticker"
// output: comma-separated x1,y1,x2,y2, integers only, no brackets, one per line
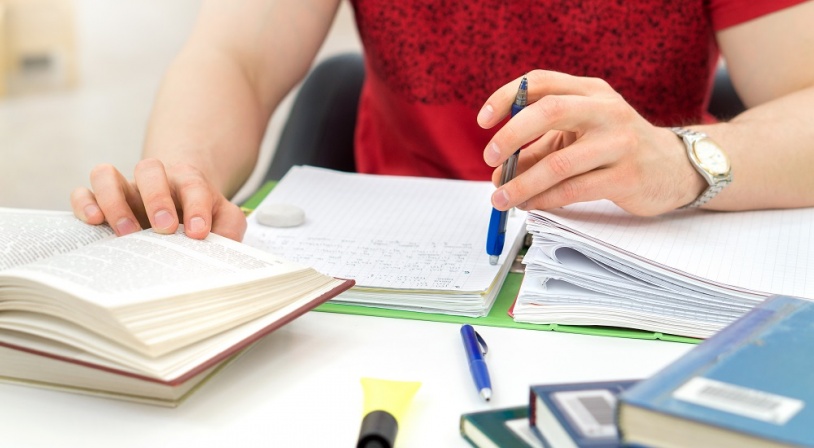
673,377,804,425
552,389,618,438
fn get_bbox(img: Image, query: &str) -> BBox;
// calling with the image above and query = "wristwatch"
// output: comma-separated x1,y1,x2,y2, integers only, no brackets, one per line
670,127,732,209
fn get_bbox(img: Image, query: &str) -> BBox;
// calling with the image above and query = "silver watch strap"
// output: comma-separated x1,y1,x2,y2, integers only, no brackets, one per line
670,127,699,139
669,127,733,209
683,182,728,209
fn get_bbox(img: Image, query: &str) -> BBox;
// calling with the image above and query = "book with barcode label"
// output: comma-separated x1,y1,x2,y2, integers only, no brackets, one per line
617,295,814,448
529,379,639,447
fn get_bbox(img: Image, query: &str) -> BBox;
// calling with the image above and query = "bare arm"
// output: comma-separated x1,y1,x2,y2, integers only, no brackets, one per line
71,0,341,240
693,1,814,210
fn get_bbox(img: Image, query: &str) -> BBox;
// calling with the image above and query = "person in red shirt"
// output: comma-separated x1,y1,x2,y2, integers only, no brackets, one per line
71,0,814,241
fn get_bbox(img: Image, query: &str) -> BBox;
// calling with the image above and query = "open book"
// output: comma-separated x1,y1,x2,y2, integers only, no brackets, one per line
243,166,527,317
0,207,353,405
514,200,814,339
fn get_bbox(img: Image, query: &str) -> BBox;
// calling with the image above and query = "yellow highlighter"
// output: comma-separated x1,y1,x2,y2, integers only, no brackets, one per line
357,377,421,448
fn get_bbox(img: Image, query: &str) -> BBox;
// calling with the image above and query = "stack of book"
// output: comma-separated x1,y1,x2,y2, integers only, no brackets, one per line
460,379,638,447
617,295,814,448
0,208,352,406
460,295,814,447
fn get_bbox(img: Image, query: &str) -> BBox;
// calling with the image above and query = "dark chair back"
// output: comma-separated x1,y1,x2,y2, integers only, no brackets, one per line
264,53,365,182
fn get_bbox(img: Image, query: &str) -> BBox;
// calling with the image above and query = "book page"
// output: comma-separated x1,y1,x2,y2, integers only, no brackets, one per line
0,275,346,375
505,418,545,448
2,229,310,309
243,166,526,293
0,227,347,357
0,208,114,271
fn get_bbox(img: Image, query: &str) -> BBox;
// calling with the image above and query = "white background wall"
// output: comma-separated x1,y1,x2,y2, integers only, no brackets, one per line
0,0,361,210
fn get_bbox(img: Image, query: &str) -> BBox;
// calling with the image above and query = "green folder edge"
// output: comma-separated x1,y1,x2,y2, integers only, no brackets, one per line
244,181,699,345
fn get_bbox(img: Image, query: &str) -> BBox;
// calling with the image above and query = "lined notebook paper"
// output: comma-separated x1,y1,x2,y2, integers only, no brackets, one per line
514,200,814,338
243,166,527,317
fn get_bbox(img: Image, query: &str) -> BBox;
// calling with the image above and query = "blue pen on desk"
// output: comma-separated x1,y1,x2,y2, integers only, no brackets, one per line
486,76,528,265
460,324,492,401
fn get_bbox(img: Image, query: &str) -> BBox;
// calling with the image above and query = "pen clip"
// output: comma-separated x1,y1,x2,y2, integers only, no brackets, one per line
474,330,488,356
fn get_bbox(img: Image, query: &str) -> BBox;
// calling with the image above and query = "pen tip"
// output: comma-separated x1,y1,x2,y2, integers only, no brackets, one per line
481,388,492,401
489,255,499,265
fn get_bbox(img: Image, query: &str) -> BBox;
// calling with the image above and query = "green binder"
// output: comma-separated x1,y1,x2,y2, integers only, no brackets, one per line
243,181,698,344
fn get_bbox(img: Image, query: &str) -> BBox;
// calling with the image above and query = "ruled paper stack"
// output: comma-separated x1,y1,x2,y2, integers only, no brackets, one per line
244,166,527,317
514,200,814,338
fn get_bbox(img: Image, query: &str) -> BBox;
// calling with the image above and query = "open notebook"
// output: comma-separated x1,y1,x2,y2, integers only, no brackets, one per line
515,200,814,339
243,166,527,317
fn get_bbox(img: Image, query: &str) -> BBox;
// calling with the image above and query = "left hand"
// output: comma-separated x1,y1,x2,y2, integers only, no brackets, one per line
477,70,705,216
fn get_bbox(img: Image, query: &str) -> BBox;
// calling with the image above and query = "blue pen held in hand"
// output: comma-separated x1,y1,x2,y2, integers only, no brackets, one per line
460,324,492,401
486,76,528,265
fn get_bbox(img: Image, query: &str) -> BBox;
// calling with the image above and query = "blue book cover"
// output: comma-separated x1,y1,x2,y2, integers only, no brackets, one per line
618,295,814,447
530,379,639,447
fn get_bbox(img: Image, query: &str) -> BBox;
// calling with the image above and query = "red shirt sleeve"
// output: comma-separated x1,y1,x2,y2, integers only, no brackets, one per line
710,0,810,30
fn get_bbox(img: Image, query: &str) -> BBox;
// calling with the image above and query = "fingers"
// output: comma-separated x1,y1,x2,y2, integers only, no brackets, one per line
70,187,105,225
168,163,246,241
491,139,618,211
134,158,180,235
489,131,570,186
89,164,144,236
76,159,245,241
522,168,626,212
519,166,664,216
210,200,248,242
483,94,618,168
478,70,612,129
170,164,215,239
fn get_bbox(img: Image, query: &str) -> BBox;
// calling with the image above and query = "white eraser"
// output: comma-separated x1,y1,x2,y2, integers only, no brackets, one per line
255,203,305,228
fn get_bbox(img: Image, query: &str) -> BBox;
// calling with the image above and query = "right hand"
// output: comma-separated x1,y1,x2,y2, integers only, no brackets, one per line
70,158,247,241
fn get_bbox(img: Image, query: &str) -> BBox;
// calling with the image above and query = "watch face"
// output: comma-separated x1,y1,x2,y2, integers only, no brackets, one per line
692,139,730,175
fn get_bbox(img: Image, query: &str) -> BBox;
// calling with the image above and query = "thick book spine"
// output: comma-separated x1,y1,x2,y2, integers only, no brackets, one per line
460,406,531,448
530,380,637,448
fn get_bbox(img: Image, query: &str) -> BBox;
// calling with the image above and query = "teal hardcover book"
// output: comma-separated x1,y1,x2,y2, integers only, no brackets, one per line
530,380,638,448
618,295,814,448
460,406,539,448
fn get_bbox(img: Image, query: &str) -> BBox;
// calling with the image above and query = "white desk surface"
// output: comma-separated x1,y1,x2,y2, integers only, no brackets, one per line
1,311,693,447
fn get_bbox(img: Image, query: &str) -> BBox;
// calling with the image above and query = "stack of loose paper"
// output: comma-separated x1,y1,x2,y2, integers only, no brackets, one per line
514,200,814,338
243,166,527,317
